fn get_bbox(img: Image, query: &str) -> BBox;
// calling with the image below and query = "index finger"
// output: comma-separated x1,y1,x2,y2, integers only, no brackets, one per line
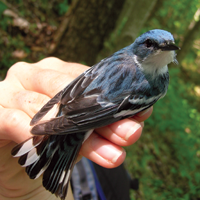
133,106,153,122
7,58,89,98
35,57,88,78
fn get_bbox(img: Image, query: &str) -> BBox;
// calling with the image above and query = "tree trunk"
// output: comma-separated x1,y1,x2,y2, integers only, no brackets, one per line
177,19,200,64
97,0,158,60
114,0,158,48
174,18,200,85
50,0,125,66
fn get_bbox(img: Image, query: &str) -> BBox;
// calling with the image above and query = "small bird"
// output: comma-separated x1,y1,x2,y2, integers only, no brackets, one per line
11,29,179,200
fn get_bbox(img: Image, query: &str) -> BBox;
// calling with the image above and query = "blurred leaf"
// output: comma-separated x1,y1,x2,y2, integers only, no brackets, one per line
0,2,7,16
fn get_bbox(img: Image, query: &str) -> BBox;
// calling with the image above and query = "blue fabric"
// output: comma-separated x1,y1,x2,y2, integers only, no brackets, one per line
82,158,98,200
72,157,98,200
88,160,107,200
71,164,82,199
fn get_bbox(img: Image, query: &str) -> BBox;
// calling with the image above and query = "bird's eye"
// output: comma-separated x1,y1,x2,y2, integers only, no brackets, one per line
145,39,154,48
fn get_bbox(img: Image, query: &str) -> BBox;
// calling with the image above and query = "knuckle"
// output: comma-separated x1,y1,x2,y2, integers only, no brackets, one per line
14,90,29,104
1,109,22,133
37,57,63,69
28,92,49,113
6,61,28,77
35,69,65,95
44,57,61,62
14,90,49,115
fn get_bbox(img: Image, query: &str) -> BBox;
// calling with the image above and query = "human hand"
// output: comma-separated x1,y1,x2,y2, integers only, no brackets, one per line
0,58,153,200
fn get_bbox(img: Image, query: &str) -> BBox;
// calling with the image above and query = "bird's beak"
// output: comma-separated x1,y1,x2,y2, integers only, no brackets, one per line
159,43,180,51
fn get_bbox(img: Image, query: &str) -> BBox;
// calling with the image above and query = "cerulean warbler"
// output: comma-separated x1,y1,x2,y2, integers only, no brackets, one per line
12,29,179,200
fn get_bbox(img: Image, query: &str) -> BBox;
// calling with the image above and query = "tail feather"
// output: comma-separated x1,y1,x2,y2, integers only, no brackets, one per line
26,136,59,179
11,136,44,157
50,141,83,199
56,144,82,199
18,147,39,166
11,132,88,200
43,134,84,195
43,150,69,192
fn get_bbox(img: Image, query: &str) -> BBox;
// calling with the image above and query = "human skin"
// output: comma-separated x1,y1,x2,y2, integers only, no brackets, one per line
0,57,153,200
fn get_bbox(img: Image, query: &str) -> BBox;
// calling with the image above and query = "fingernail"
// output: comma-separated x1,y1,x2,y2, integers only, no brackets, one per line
125,123,141,140
91,135,124,163
137,107,151,117
108,119,142,141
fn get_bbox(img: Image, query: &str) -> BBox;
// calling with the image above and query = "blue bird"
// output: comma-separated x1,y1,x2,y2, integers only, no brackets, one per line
11,29,179,200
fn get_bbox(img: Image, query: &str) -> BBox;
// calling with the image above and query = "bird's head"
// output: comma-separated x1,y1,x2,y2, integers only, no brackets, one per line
132,29,180,75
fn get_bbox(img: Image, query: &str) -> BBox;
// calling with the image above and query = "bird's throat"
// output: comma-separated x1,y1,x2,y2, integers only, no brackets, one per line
140,51,175,76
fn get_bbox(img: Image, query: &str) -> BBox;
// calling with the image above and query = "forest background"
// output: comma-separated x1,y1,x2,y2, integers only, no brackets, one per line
0,0,200,199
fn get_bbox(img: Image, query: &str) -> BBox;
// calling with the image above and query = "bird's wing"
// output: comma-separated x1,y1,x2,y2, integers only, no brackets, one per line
30,51,149,136
31,95,127,136
30,67,94,126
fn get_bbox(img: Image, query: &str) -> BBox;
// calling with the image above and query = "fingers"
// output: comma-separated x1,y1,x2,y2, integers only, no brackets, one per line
80,118,143,168
35,57,88,76
7,62,73,97
80,133,126,168
6,58,89,97
95,118,142,146
0,81,50,118
0,58,89,118
133,106,153,122
0,108,32,143
80,107,153,168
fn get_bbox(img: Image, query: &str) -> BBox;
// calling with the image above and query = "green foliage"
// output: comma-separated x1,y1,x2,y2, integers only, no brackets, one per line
0,0,70,78
6,0,69,22
0,2,15,76
143,0,199,36
0,2,8,30
0,1,7,16
56,0,69,16
126,68,200,199
125,2,200,199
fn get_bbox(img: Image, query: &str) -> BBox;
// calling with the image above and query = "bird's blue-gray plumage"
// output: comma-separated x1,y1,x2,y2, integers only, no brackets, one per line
11,29,179,200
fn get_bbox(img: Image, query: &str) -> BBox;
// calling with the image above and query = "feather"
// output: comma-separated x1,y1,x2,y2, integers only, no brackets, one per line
11,136,44,157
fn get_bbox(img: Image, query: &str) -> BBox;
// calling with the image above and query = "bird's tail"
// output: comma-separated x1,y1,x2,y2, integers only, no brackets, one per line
11,132,86,200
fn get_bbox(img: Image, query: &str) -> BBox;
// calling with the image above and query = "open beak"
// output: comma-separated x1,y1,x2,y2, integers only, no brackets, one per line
159,43,180,51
